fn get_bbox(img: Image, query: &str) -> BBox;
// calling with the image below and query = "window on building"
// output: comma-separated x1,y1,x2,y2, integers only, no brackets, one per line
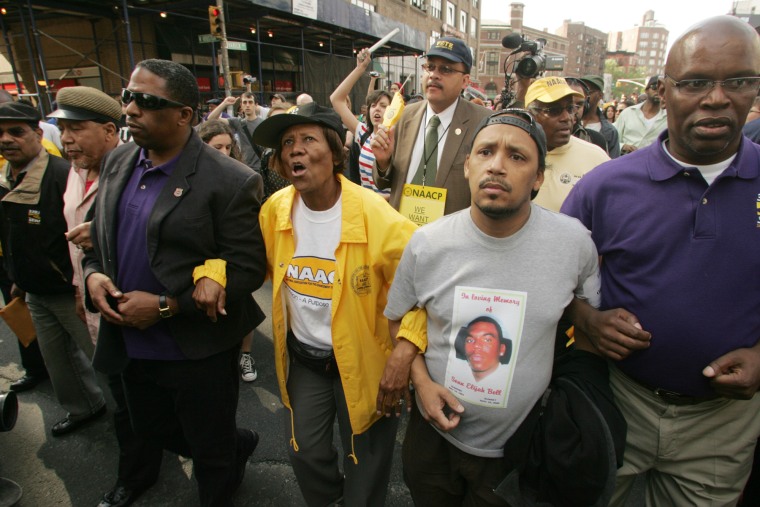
431,0,442,19
460,11,467,32
649,58,655,65
351,0,375,11
430,30,441,48
487,31,499,40
470,18,477,38
576,56,581,63
472,0,479,7
653,33,660,39
447,2,455,25
640,32,649,38
412,0,424,9
640,41,649,48
561,44,566,50
650,50,657,57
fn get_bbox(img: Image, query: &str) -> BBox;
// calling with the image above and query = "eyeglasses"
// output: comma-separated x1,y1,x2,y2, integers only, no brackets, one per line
0,126,32,138
529,104,580,118
664,75,760,96
421,63,466,76
121,88,187,110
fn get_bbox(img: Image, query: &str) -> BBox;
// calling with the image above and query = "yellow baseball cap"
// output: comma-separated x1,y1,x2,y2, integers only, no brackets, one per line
525,77,583,107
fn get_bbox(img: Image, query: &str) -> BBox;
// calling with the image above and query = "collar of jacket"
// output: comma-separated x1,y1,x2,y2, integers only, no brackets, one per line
272,174,368,244
1,148,48,205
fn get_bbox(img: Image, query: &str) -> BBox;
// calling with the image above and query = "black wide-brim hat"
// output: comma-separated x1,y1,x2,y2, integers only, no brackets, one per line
253,102,346,149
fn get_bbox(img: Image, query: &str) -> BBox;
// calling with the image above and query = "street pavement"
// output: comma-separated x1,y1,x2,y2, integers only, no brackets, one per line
0,282,645,507
0,282,414,507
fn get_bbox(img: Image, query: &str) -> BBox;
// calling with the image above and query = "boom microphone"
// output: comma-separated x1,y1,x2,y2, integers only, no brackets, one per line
501,33,524,49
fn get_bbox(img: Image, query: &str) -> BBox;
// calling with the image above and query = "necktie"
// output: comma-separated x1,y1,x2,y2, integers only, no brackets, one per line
412,115,441,186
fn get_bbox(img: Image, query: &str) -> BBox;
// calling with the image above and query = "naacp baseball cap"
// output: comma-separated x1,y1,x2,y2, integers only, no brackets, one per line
253,102,346,149
525,77,583,106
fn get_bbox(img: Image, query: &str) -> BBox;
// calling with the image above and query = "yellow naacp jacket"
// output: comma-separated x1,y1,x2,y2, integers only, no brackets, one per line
260,175,424,438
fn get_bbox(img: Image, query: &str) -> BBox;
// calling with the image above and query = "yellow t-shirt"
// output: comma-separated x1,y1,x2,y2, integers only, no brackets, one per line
533,136,610,213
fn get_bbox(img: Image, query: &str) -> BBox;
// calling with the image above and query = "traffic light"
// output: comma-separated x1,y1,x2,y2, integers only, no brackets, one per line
208,5,222,38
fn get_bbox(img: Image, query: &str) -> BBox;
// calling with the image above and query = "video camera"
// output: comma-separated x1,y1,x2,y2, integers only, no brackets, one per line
501,33,564,78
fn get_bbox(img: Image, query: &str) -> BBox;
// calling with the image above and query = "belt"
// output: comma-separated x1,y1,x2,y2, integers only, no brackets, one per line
623,371,719,406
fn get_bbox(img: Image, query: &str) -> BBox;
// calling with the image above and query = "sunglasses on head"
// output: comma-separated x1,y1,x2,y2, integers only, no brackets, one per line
0,126,33,138
121,89,187,111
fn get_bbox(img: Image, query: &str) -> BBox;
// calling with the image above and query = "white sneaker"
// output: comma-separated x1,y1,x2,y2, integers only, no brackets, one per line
239,353,257,382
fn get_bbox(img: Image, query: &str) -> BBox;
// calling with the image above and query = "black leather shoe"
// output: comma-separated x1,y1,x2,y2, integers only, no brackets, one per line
96,484,148,507
9,374,46,392
51,405,106,437
233,428,259,492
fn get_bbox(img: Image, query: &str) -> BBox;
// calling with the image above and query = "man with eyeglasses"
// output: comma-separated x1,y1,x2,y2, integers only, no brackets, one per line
384,109,601,505
525,77,609,212
206,92,263,171
371,36,491,221
0,101,108,434
83,59,266,507
615,75,668,154
561,16,760,506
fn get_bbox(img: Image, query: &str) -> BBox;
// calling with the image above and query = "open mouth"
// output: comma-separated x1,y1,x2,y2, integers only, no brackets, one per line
290,162,306,177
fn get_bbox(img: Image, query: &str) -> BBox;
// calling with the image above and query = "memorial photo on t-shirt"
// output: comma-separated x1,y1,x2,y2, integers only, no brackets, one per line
444,286,526,408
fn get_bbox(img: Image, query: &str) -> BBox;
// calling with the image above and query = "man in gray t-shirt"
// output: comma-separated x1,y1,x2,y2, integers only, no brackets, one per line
381,110,601,505
205,92,263,171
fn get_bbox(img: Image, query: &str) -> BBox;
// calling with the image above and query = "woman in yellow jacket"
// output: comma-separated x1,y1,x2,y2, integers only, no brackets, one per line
253,103,422,507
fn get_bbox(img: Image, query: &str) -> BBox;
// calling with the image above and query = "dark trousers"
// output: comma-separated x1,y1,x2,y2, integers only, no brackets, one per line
402,403,509,507
122,346,242,507
107,373,164,490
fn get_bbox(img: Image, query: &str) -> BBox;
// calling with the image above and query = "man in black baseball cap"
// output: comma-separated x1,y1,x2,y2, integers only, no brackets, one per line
0,97,108,437
370,36,491,219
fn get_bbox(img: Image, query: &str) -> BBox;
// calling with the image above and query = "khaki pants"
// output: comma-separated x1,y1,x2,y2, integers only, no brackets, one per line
609,366,760,507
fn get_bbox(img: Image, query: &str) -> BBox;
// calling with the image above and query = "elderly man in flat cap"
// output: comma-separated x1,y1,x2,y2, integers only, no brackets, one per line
50,86,163,507
0,101,106,435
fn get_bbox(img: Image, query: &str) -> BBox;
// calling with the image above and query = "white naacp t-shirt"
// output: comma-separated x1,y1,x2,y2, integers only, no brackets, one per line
284,194,342,350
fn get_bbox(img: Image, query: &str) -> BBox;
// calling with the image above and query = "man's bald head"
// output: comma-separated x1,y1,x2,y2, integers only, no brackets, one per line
666,16,760,74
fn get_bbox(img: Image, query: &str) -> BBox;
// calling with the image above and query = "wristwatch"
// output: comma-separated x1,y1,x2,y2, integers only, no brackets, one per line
158,294,173,319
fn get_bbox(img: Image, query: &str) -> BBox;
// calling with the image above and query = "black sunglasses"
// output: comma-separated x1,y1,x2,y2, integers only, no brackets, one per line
121,89,187,111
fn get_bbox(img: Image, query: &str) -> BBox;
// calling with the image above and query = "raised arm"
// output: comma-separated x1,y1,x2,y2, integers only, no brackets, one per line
206,95,237,122
330,48,371,137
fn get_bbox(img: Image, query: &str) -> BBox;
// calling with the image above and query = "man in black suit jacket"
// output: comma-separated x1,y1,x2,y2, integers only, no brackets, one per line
84,59,265,507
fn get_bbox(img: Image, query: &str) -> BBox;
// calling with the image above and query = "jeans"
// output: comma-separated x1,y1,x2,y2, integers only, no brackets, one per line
26,292,104,418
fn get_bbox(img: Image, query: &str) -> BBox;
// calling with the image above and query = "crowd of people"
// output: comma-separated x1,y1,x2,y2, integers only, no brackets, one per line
2,12,760,507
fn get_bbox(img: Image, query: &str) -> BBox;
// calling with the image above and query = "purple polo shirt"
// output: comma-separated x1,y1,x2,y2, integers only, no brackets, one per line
561,132,760,397
116,149,185,360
